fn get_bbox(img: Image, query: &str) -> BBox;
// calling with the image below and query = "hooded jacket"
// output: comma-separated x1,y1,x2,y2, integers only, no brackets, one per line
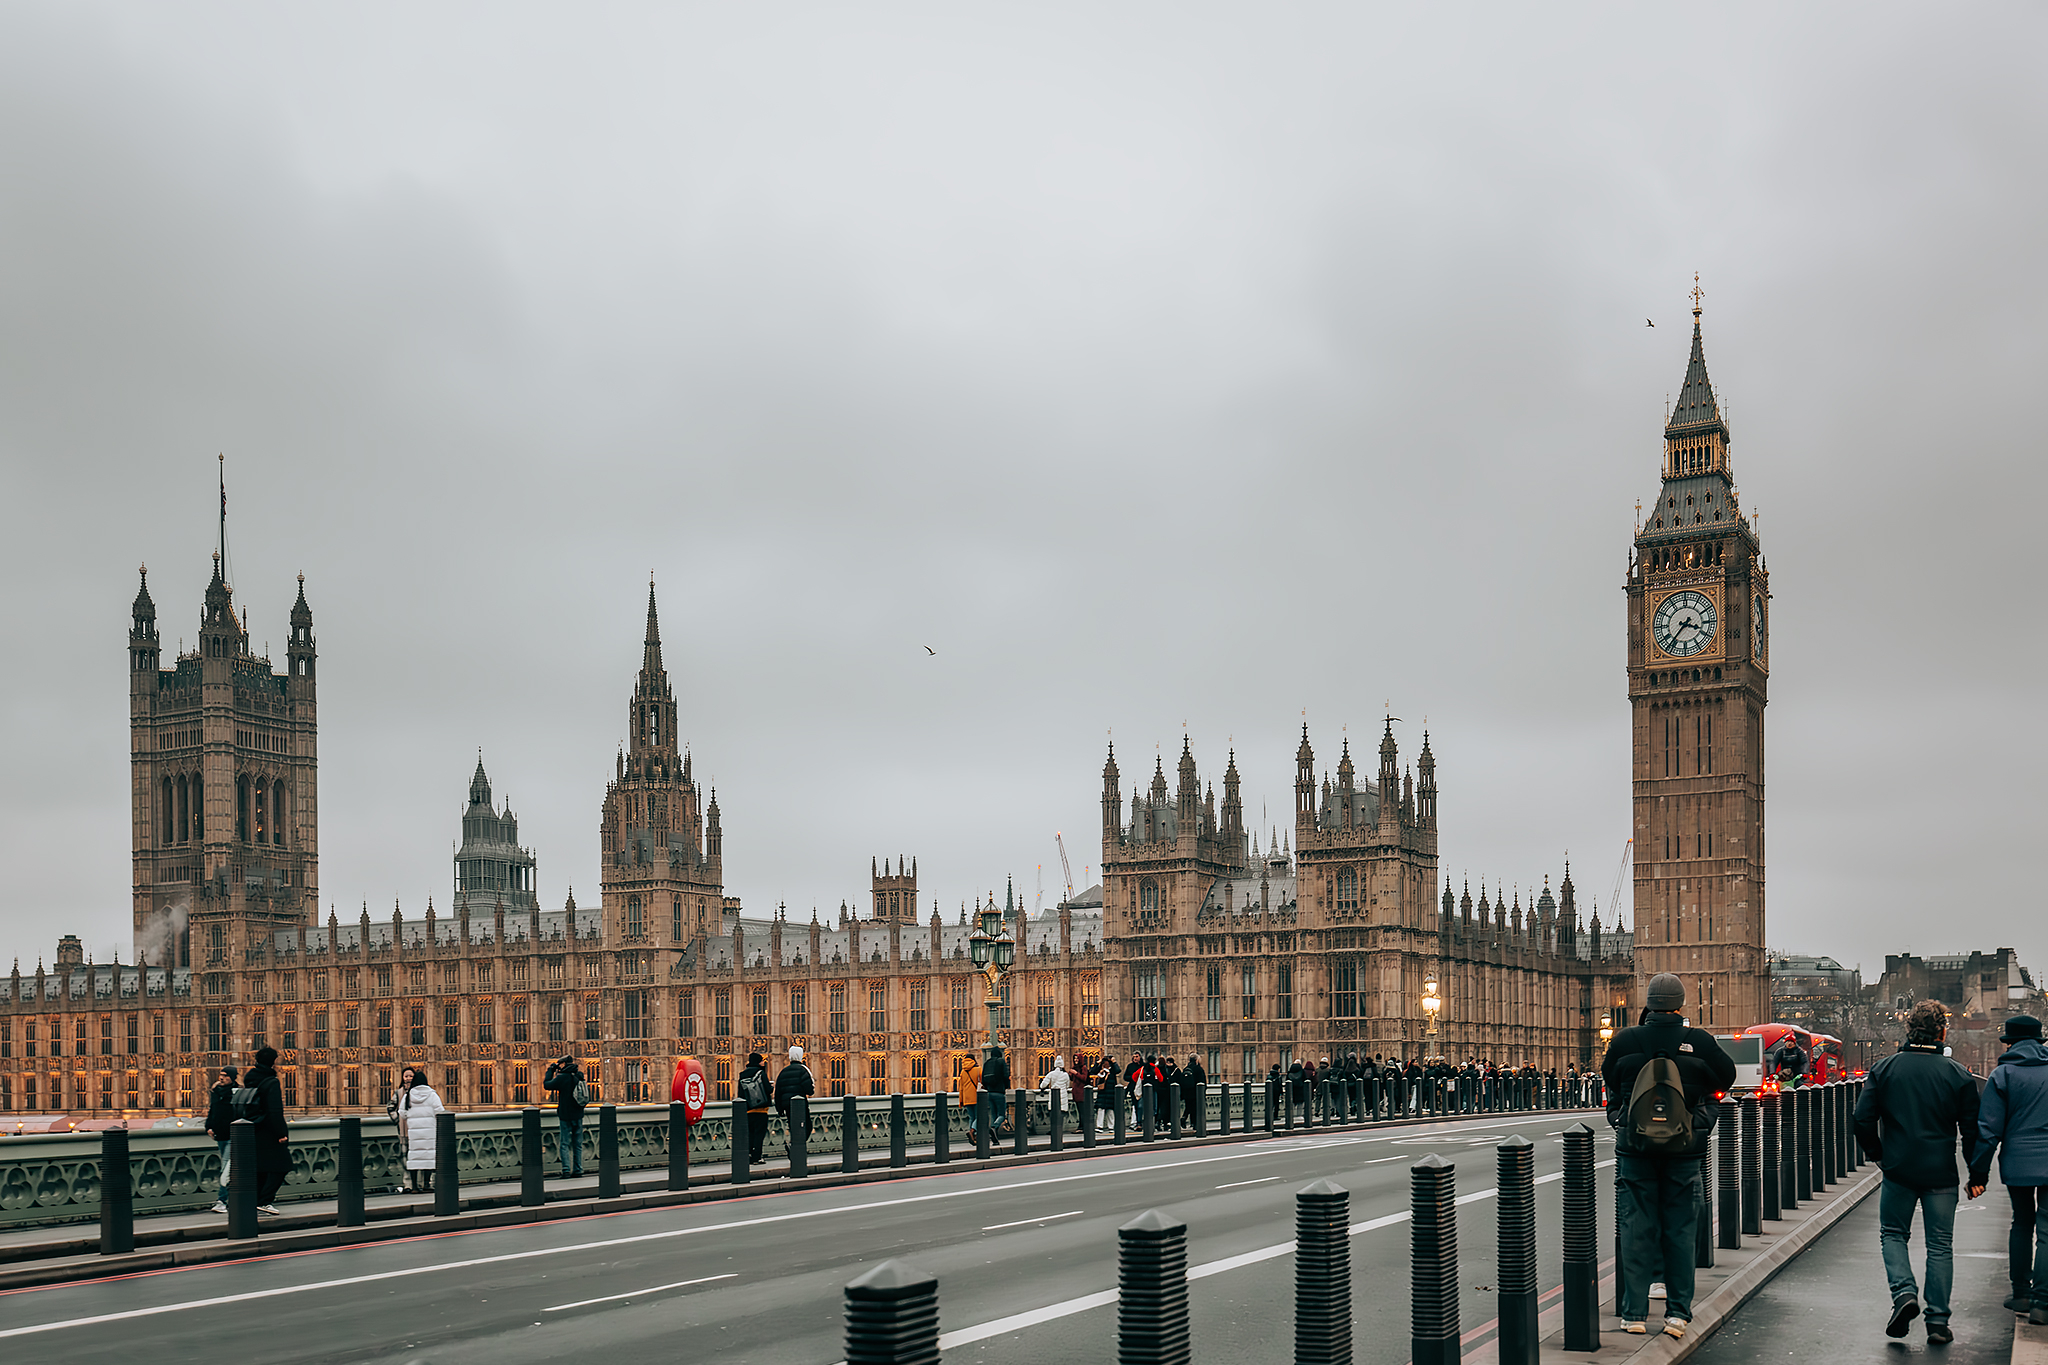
1971,1038,2048,1187
1853,1042,1980,1190
401,1083,447,1170
240,1063,293,1173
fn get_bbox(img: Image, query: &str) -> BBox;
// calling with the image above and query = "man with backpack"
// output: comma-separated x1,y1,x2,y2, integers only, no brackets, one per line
241,1046,292,1216
204,1065,239,1214
1600,973,1735,1339
543,1055,590,1177
982,1045,1012,1138
1855,999,1980,1344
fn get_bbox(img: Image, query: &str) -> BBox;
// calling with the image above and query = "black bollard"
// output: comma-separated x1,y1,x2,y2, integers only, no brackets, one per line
1717,1099,1740,1250
845,1094,861,1174
597,1105,620,1198
435,1111,460,1216
843,1257,939,1365
99,1127,134,1255
521,1108,545,1206
228,1118,258,1238
1295,1179,1351,1365
1284,1080,1295,1131
1410,1154,1460,1365
976,1093,991,1160
1805,1086,1823,1196
1113,1087,1128,1146
1740,1095,1761,1236
891,1093,908,1167
1850,1080,1864,1170
1218,1080,1229,1136
1694,1151,1714,1268
668,1101,690,1192
1141,1085,1157,1143
1194,1082,1207,1137
1117,1209,1191,1365
1814,1084,1831,1189
1498,1136,1539,1365
1792,1087,1811,1204
1050,1087,1064,1152
1080,1086,1097,1148
934,1092,951,1164
1007,1089,1023,1156
1264,1078,1276,1133
732,1097,750,1185
788,1095,810,1179
338,1115,365,1228
1165,1084,1181,1141
1760,1090,1781,1222
1836,1083,1851,1179
1561,1123,1599,1352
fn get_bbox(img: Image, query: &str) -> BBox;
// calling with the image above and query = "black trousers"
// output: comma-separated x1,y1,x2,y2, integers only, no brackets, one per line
256,1167,288,1205
746,1111,770,1161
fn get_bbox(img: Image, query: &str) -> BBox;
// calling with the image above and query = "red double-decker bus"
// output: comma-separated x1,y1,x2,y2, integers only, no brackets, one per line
1743,1022,1849,1087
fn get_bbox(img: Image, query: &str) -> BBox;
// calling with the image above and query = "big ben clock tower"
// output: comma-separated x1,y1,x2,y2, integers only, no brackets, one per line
1626,282,1770,1028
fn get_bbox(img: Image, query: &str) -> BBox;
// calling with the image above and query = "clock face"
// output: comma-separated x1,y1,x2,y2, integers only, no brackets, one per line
1752,594,1766,657
1652,590,1718,658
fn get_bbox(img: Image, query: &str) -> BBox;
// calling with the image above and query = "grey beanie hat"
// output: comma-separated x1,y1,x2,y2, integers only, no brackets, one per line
1645,973,1686,1011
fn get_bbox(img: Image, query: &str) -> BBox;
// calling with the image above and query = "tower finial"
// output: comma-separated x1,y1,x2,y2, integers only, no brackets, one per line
1690,272,1704,319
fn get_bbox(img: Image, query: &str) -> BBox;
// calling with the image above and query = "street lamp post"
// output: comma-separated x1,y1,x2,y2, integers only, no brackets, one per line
967,903,1016,1063
1422,976,1442,1040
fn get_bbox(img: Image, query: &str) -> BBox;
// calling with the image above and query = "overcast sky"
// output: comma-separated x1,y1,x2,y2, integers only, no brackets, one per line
2,5,2042,990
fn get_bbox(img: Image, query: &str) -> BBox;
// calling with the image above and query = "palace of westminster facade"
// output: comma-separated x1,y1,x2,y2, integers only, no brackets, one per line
1,313,1773,1120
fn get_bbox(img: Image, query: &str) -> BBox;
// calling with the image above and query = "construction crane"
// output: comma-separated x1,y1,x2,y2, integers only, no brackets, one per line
1054,832,1075,905
1607,838,1633,927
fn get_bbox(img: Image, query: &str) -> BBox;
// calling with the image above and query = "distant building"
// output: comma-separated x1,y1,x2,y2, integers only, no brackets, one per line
1769,953,1861,1033
451,758,538,920
1878,950,2037,1019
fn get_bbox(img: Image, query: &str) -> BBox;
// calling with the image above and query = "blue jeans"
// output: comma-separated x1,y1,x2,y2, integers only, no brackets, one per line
215,1139,230,1198
1617,1153,1702,1321
558,1115,585,1175
1880,1179,1957,1323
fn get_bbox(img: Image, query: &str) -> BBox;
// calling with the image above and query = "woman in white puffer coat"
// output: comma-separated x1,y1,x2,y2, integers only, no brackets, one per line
401,1072,448,1194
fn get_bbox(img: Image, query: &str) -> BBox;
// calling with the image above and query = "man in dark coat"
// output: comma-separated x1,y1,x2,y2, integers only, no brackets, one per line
1855,1000,1980,1344
1970,1014,2048,1319
1179,1055,1205,1127
241,1047,292,1215
1600,973,1734,1339
774,1045,817,1160
543,1055,588,1177
982,1046,1013,1136
204,1064,238,1213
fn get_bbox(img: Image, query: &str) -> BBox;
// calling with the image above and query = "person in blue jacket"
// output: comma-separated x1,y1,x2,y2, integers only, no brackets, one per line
1969,1014,2048,1321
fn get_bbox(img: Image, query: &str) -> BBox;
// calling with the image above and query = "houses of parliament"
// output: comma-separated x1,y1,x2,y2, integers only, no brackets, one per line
0,311,1767,1119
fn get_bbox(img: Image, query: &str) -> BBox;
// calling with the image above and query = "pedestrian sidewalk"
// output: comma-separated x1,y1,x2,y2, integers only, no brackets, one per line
1690,1170,2024,1365
1516,1161,1884,1365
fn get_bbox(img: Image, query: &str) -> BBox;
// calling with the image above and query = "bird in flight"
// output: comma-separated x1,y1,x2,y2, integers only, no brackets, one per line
924,645,936,656
1645,318,1655,327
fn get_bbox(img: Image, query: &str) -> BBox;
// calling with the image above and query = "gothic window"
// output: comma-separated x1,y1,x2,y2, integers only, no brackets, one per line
672,896,682,942
1241,965,1257,1019
909,1054,930,1093
511,999,530,1042
869,1055,886,1096
1140,882,1160,913
829,983,848,1035
714,990,732,1038
679,990,694,1038
1036,977,1056,1029
1081,975,1099,1029
626,896,643,939
869,984,887,1034
343,1007,359,1048
582,995,600,1041
160,777,173,847
408,1005,425,1046
828,1055,847,1097
282,1009,297,1050
253,777,266,844
624,990,648,1041
949,980,970,1033
1136,968,1163,1022
751,988,769,1036
126,1014,139,1054
272,780,286,846
442,1002,458,1045
1205,965,1222,1022
1277,964,1294,1019
236,776,250,842
1335,868,1359,915
313,1009,329,1049
789,987,807,1035
375,1007,392,1048
1332,962,1358,1018
908,983,928,1033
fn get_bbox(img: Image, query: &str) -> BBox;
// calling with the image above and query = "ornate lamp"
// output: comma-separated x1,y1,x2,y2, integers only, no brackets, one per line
1422,976,1442,1039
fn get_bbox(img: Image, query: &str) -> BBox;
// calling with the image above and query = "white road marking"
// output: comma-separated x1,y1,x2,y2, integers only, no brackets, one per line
543,1274,735,1312
982,1211,1083,1231
1214,1177,1280,1189
0,1115,1602,1342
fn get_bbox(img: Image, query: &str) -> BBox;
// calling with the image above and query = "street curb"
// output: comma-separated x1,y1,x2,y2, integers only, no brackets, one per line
2014,1317,2048,1365
1616,1165,1883,1365
0,1104,1599,1291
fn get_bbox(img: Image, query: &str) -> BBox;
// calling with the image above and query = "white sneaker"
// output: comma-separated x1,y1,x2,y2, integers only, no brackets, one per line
209,1201,227,1213
1649,1282,1667,1300
1623,1321,1647,1335
256,1205,280,1216
1663,1318,1688,1340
